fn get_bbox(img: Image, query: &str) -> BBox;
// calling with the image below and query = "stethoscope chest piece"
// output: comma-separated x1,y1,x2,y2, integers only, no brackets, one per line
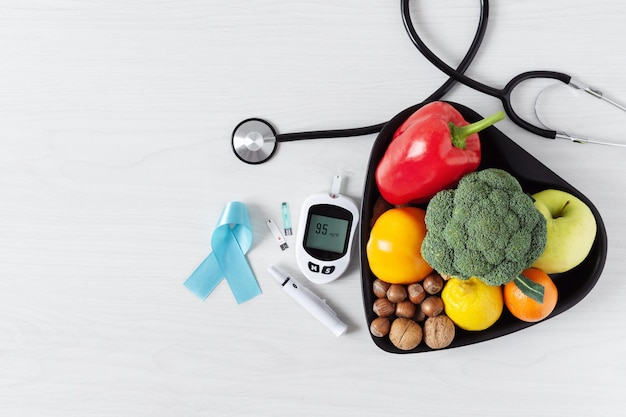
232,118,277,164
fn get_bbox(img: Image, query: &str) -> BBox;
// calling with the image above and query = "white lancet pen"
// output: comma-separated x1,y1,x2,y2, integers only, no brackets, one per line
268,265,348,337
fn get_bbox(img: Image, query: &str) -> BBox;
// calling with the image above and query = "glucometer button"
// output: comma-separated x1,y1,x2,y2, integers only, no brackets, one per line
322,266,335,275
308,262,320,273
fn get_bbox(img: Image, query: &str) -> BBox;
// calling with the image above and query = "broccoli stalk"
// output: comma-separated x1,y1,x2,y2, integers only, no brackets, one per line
421,168,547,302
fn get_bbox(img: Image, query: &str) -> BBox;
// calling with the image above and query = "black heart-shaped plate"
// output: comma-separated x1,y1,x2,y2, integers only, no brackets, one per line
360,101,608,353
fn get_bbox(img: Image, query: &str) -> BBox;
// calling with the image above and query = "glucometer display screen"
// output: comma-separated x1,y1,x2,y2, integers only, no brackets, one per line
302,203,354,261
304,208,350,259
305,214,350,255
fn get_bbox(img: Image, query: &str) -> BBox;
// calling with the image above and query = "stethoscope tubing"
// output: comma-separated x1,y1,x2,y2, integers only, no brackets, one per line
233,0,492,164
276,122,385,143
400,0,571,139
275,0,491,143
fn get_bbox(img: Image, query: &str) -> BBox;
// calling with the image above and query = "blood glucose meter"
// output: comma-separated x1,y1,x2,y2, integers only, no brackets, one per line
296,176,360,284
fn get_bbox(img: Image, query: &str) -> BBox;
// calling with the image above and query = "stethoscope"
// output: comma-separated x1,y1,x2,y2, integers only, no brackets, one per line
232,0,626,165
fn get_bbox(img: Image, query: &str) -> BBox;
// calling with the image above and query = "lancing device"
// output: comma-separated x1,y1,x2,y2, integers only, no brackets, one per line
268,265,348,337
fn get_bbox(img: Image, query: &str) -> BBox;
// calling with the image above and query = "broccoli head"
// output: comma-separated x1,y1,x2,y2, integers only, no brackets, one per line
421,168,547,286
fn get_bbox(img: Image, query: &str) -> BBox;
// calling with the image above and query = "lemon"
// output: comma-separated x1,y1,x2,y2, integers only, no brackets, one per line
441,277,503,331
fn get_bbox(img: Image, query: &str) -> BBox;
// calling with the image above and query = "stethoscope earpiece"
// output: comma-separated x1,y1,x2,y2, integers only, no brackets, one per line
232,118,278,164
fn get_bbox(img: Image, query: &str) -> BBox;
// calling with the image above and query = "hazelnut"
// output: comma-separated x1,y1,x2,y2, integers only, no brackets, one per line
370,317,391,337
373,298,395,317
421,295,444,317
395,300,416,318
372,279,391,298
389,318,422,350
386,284,407,303
413,307,426,322
424,315,455,349
407,282,426,304
423,273,444,294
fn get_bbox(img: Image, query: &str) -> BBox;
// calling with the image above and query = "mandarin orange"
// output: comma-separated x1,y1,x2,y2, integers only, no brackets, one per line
504,268,558,322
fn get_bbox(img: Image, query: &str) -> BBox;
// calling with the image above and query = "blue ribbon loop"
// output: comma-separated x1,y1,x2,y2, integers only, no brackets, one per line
184,202,262,304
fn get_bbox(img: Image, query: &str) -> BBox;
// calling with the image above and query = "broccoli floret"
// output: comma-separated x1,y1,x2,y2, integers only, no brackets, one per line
421,168,547,286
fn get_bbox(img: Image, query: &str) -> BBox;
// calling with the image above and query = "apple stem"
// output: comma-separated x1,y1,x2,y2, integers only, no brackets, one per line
557,200,571,218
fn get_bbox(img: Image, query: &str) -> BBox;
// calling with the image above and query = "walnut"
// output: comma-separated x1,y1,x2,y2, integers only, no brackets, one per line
389,318,422,350
424,315,455,349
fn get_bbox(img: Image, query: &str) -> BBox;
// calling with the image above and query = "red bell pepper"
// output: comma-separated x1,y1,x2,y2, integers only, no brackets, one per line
375,101,505,205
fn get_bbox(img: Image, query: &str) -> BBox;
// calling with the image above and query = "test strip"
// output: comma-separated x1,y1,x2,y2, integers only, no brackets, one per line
330,175,342,198
267,219,288,251
281,202,293,236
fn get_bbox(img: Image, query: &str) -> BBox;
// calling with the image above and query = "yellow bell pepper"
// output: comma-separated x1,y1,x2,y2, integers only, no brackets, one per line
366,207,433,284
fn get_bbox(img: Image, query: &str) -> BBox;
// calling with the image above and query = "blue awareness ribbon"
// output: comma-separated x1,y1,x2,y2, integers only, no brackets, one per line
184,201,262,304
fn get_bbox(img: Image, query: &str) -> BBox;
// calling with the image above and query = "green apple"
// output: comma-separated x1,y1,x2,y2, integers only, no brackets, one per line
531,189,597,274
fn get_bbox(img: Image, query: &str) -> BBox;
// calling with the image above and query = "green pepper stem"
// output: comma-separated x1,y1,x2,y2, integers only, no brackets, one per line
449,111,506,149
